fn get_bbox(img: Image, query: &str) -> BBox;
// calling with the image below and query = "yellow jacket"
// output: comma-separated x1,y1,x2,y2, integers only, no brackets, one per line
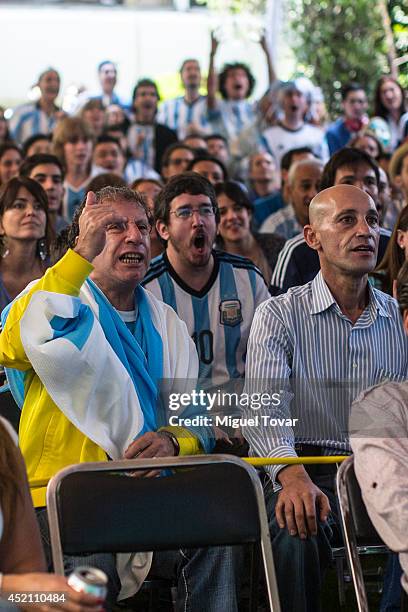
0,250,201,507
0,250,107,506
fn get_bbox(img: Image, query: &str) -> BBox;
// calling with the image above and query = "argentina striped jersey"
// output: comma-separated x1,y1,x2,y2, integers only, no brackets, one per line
208,99,256,142
142,250,270,387
62,180,89,222
157,96,209,139
9,102,59,145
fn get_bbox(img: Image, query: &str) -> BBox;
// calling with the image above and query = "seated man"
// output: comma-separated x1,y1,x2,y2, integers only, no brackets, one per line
92,134,126,177
205,134,230,168
259,158,323,239
247,151,279,201
271,147,391,294
326,83,368,155
0,186,241,610
19,153,68,234
252,146,315,228
142,172,270,390
160,143,195,181
244,184,408,611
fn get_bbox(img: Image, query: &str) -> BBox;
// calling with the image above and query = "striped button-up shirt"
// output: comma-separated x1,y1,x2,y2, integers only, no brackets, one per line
243,271,408,486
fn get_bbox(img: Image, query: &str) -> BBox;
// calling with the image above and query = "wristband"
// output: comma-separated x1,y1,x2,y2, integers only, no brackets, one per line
160,430,180,456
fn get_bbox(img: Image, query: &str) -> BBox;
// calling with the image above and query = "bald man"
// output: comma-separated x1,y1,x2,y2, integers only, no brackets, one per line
260,158,323,239
243,184,408,612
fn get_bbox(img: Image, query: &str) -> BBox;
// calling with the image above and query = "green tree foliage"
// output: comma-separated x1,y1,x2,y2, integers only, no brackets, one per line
288,0,390,117
388,0,408,87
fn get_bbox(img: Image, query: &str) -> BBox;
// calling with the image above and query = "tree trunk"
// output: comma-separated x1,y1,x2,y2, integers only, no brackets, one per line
378,0,399,78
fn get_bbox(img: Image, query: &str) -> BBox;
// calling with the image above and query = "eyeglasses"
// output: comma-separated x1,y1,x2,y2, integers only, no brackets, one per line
170,205,215,220
169,158,191,166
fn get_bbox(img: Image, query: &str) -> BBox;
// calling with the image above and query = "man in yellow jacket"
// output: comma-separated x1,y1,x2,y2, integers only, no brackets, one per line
0,186,242,610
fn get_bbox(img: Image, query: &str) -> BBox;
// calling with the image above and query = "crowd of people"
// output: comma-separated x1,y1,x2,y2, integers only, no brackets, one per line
0,37,408,612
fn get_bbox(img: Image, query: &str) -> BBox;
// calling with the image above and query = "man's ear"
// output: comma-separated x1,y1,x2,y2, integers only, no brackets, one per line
156,219,169,242
304,224,321,251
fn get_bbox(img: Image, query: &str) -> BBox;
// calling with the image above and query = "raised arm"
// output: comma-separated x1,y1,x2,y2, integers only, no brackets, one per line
207,31,219,110
259,30,277,88
0,192,125,371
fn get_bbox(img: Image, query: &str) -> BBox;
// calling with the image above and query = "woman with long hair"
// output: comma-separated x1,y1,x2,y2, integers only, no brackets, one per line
373,204,408,295
373,76,407,152
215,180,284,284
53,117,94,222
0,143,22,187
0,177,53,311
0,417,101,610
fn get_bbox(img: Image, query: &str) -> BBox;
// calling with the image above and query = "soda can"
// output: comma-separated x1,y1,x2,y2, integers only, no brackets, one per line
67,566,108,600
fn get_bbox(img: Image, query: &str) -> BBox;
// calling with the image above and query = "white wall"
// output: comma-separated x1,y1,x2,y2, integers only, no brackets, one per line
0,3,293,108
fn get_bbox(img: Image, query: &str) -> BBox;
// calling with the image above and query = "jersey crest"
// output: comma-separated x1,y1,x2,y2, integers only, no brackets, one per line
219,299,242,327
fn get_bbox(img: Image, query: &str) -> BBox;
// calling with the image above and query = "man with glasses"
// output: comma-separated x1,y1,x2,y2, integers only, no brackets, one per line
161,142,195,181
326,83,369,155
142,172,269,399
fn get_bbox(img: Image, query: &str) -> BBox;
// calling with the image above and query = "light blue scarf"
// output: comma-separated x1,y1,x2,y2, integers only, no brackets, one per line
1,281,163,435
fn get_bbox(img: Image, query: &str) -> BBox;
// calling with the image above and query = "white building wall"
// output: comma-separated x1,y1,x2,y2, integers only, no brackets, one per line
0,4,293,109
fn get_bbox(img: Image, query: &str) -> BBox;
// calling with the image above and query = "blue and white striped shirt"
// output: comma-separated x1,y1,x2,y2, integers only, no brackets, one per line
243,271,408,486
142,250,270,388
62,179,89,222
124,159,160,184
208,99,256,143
259,205,302,240
157,96,209,139
9,102,59,145
127,124,155,169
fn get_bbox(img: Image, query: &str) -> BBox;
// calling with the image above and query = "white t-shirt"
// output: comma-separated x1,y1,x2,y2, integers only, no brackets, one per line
261,123,329,166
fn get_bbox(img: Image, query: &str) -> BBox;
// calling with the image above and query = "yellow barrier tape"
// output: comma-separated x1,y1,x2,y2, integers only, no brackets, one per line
30,456,349,489
243,456,349,466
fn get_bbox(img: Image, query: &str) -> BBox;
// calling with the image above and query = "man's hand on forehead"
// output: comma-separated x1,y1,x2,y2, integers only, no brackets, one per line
73,190,128,262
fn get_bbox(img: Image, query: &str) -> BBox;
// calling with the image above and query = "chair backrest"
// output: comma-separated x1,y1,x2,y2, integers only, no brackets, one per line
47,454,281,611
336,455,387,612
342,457,384,547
